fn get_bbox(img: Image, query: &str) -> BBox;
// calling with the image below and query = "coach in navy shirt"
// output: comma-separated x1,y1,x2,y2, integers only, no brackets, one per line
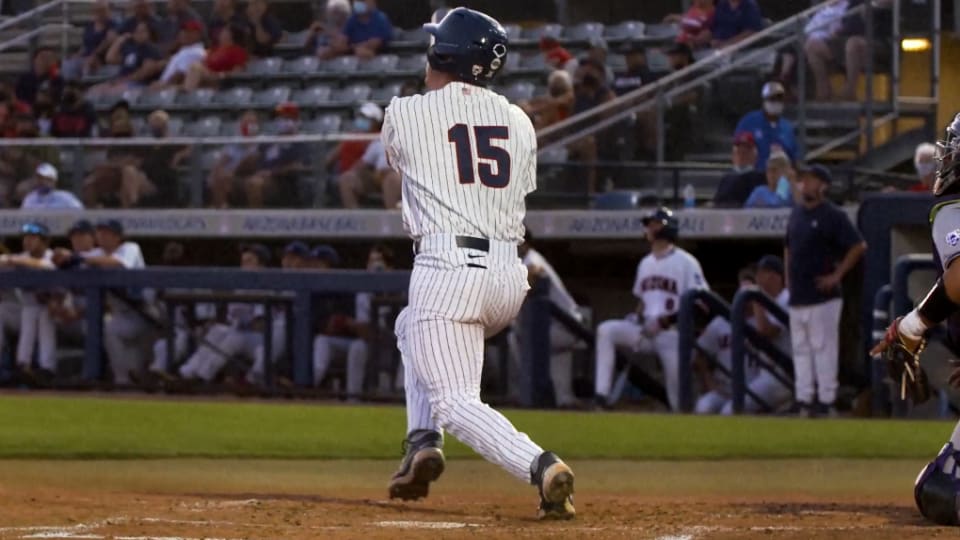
784,165,866,416
709,0,764,48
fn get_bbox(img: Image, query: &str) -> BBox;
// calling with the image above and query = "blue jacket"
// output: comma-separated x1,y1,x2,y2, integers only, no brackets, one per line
735,110,799,170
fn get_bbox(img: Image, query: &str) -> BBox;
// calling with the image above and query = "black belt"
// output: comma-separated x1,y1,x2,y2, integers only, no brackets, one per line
414,236,518,255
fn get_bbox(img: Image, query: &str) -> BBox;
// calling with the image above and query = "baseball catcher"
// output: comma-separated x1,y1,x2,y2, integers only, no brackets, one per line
871,112,960,526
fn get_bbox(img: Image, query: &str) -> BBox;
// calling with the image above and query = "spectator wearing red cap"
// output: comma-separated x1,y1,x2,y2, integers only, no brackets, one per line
713,131,767,207
664,0,715,48
157,0,205,53
181,22,249,90
155,19,206,87
539,36,578,75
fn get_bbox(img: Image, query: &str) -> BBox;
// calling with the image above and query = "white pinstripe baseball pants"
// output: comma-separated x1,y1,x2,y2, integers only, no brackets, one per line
396,235,544,483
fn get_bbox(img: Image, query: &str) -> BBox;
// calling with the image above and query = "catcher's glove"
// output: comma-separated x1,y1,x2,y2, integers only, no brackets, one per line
870,316,931,403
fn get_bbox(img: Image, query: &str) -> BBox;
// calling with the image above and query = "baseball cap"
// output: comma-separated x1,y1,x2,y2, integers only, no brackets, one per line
20,222,49,238
283,241,311,258
95,218,124,236
274,101,300,119
241,243,272,266
757,255,784,277
733,131,755,147
762,81,786,99
68,219,94,236
311,244,340,267
36,162,58,182
798,164,833,185
357,102,384,123
181,19,203,33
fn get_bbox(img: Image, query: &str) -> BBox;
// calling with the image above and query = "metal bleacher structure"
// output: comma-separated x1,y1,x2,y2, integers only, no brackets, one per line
0,0,940,216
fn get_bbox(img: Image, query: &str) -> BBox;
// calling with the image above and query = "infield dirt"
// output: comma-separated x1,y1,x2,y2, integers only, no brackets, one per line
0,458,955,539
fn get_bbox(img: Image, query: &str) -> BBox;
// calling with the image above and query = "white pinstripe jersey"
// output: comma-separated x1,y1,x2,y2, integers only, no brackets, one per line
381,81,537,242
632,247,708,321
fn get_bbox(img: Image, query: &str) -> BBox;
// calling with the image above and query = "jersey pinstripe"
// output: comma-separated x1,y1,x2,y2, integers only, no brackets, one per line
382,81,537,242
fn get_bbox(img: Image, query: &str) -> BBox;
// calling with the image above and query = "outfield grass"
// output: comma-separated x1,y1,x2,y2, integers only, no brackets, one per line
0,395,954,460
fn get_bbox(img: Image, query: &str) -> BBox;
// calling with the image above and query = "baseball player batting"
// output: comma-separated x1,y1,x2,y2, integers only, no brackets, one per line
594,207,709,410
871,113,960,526
381,7,575,520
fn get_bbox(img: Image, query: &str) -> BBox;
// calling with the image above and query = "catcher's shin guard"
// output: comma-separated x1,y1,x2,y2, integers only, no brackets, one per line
915,443,960,526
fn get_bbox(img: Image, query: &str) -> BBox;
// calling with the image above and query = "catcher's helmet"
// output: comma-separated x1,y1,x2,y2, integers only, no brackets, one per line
423,7,508,86
642,207,679,242
935,112,960,196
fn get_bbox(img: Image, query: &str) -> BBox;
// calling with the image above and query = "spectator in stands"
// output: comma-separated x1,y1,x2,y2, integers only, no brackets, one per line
338,102,400,209
155,20,207,88
793,0,853,101
245,102,308,207
907,142,936,193
612,42,654,96
0,222,57,386
91,21,164,94
208,109,261,208
734,81,797,170
51,81,98,137
785,165,866,417
246,0,283,57
82,219,152,386
586,38,614,84
340,0,393,60
158,0,205,52
744,150,793,208
119,0,162,37
520,70,573,130
32,88,55,136
325,110,373,176
309,0,352,59
664,0,715,48
713,131,766,207
0,115,57,205
539,36,577,75
83,109,156,208
62,0,118,81
181,22,249,91
16,49,63,106
208,0,245,47
21,163,83,210
706,0,764,48
137,109,191,207
570,58,615,193
835,0,893,102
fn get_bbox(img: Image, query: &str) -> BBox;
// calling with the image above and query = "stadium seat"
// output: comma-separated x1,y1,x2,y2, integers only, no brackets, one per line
91,64,121,81
394,54,426,73
564,22,604,42
254,85,292,106
166,116,184,136
247,56,284,76
604,21,645,41
501,23,522,41
293,84,333,105
371,82,402,103
358,54,398,73
280,29,311,49
213,86,254,107
219,120,238,136
330,83,372,105
519,54,549,71
323,55,359,73
734,49,777,72
177,87,214,108
522,23,563,41
285,56,319,75
538,145,569,163
395,27,429,45
644,23,680,40
184,115,222,137
502,81,535,103
305,114,342,134
140,88,180,109
593,191,643,210
608,54,627,72
647,49,671,73
501,53,521,72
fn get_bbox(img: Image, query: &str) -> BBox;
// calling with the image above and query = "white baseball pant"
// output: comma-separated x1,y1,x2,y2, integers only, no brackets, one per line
788,299,843,405
17,304,56,371
178,324,259,382
594,319,680,410
149,329,190,374
720,370,793,415
397,236,544,483
312,335,367,397
104,311,153,385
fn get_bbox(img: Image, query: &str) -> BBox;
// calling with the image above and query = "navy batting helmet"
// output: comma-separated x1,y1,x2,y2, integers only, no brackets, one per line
423,7,508,86
642,207,679,242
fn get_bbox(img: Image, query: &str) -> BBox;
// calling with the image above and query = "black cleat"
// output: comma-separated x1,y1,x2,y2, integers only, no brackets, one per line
388,430,445,501
531,451,576,520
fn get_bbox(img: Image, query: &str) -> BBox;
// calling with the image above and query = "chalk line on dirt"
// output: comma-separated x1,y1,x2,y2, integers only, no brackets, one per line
373,520,481,529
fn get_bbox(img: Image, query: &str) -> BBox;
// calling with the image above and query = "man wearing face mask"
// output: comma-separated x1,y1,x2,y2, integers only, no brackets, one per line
21,163,83,210
785,165,866,417
713,131,766,207
51,81,98,138
339,0,393,60
908,142,937,193
744,150,793,208
337,102,401,209
734,82,798,170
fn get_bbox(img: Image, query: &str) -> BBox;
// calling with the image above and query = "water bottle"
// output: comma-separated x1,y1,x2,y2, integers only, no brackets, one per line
683,184,696,208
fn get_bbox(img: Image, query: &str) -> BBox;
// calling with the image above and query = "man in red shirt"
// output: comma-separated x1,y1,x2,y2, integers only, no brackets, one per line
182,22,249,90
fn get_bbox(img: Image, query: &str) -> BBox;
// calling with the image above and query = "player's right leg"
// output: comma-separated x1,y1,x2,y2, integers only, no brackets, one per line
593,318,642,406
788,306,815,416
